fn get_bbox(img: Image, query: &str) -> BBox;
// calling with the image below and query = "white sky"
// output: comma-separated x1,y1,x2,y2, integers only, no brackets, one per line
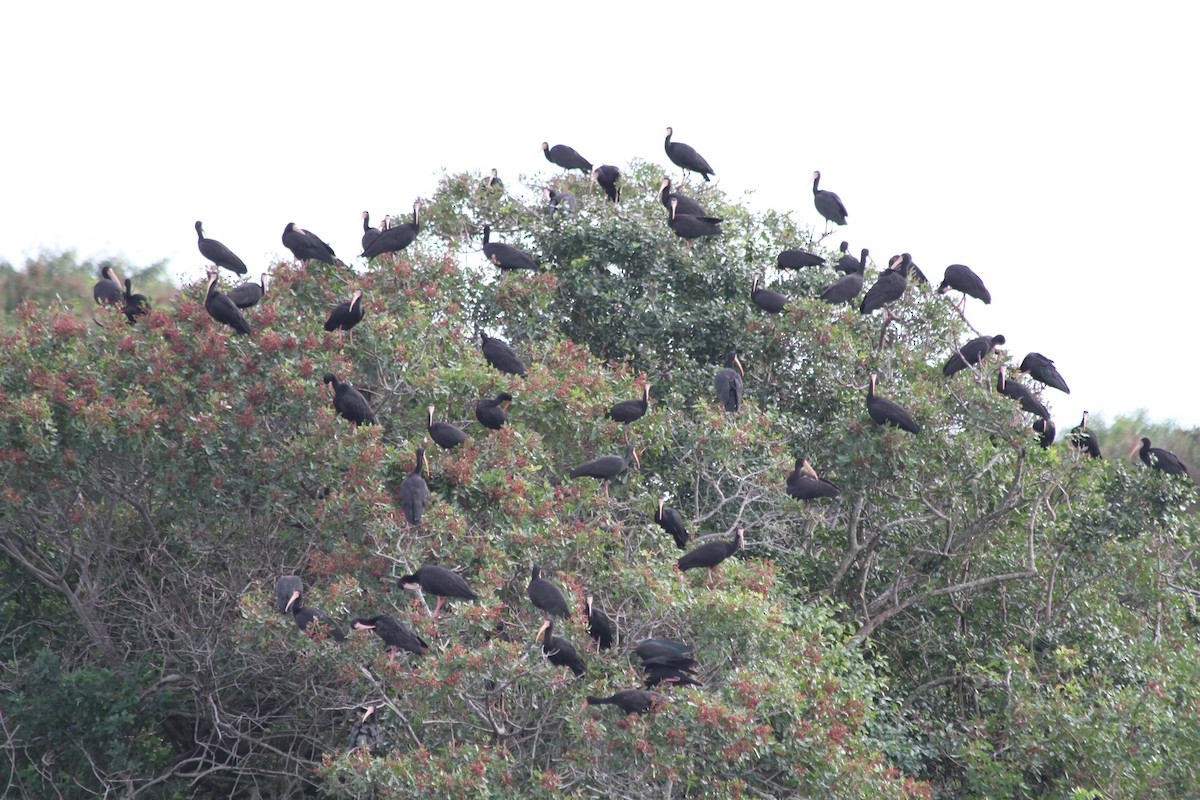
2,3,1197,427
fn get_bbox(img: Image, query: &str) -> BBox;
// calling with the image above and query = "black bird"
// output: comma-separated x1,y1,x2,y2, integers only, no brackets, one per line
475,392,512,431
121,278,150,323
714,350,744,413
1140,437,1189,477
943,334,1006,376
1070,411,1102,459
785,457,841,503
483,168,504,191
361,211,382,253
350,615,428,661
281,583,346,641
658,177,708,217
203,271,251,335
667,197,722,244
584,690,664,715
606,384,650,425
678,528,744,586
751,274,788,314
323,372,375,426
859,263,908,315
535,618,586,678
835,241,863,274
938,264,991,307
1033,418,1056,449
654,498,689,549
996,368,1050,420
584,595,614,651
664,127,714,181
282,222,339,266
481,333,527,378
542,141,592,173
227,273,266,309
482,225,540,271
1019,353,1070,394
428,406,467,449
569,444,639,496
593,165,621,203
527,566,570,619
195,221,247,275
812,170,848,231
544,187,578,216
275,575,304,614
890,252,930,284
777,249,825,270
93,264,123,306
347,706,378,753
635,639,703,687
324,289,365,343
399,448,430,525
397,565,478,619
362,202,420,259
866,373,920,433
820,249,867,304
643,663,704,688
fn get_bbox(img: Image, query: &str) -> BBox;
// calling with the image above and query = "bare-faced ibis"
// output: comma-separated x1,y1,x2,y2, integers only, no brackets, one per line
584,596,614,651
427,406,467,450
362,202,420,259
227,273,266,309
482,225,540,271
350,615,428,661
678,528,744,586
867,373,920,433
282,222,340,266
751,274,788,314
93,264,123,306
282,583,346,641
593,165,620,203
939,264,991,307
397,565,478,618
785,457,841,503
821,249,867,304
667,197,722,244
1019,353,1070,394
544,187,578,216
1033,418,1055,449
664,127,714,181
943,335,1006,377
659,177,709,217
715,351,744,413
121,278,150,323
535,618,586,678
542,142,592,173
481,333,527,378
569,444,639,495
195,221,247,275
996,368,1050,419
584,690,664,715
275,576,304,614
606,384,650,425
1070,411,1102,458
347,706,378,753
1140,437,1189,477
812,170,848,231
528,565,570,618
860,260,908,315
399,448,429,524
777,249,825,270
204,271,251,335
361,211,382,253
654,498,689,549
475,392,512,431
323,373,375,426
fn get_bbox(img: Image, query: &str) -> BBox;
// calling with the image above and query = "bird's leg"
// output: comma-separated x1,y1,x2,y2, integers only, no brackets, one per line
433,596,444,620
603,481,610,499
957,294,967,314
388,647,397,666
706,568,714,590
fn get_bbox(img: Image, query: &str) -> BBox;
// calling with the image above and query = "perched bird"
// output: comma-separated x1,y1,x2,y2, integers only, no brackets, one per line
1033,418,1056,449
667,197,722,244
535,618,586,678
542,141,592,173
347,706,378,753
1139,438,1189,477
821,249,867,304
866,373,920,433
636,638,702,688
481,333,527,378
195,221,247,275
482,225,540,271
785,457,841,503
943,334,1006,376
281,583,346,641
569,444,639,496
996,368,1050,420
835,242,863,274
584,690,664,715
282,222,339,266
324,289,365,343
605,384,650,425
584,596,614,651
483,168,504,191
397,565,478,618
1070,411,1102,459
361,211,382,253
714,351,744,413
678,528,744,586
475,392,512,431
891,252,929,284
399,449,430,525
593,165,621,203
275,576,304,614
120,278,150,323
812,170,848,231
527,566,570,618
203,271,251,335
1019,353,1070,394
751,274,788,314
938,264,991,307
362,202,420,259
227,273,266,309
93,265,123,306
859,262,908,316
544,187,578,216
427,406,467,450
654,498,689,549
664,127,714,181
776,249,825,270
323,373,375,426
658,177,709,217
350,615,428,661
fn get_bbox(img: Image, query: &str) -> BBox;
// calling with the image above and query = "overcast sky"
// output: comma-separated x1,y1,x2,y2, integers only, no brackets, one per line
2,3,1196,428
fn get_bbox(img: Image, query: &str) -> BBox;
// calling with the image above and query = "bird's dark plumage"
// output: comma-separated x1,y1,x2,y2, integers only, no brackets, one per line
347,706,378,752
867,373,920,433
481,333,527,377
275,576,304,614
658,178,709,217
398,565,476,618
292,603,347,641
93,265,123,306
528,566,570,618
812,170,848,227
996,368,1050,420
569,444,638,485
821,249,867,304
323,372,375,426
482,225,539,271
227,273,266,309
195,221,247,275
1140,438,1189,477
1033,418,1055,449
362,202,420,258
655,498,689,549
939,264,991,304
751,274,787,314
536,618,586,677
593,165,620,203
282,223,339,265
835,242,862,274
120,278,150,323
678,528,744,573
786,458,841,502
714,350,744,413
1070,411,1102,459
361,211,382,253
860,262,908,315
542,142,592,173
204,272,251,335
585,690,663,715
483,168,504,191
544,187,578,216
427,406,467,449
943,335,1006,377
1019,353,1070,394
664,127,714,181
667,197,722,242
475,392,512,431
606,384,650,424
585,596,614,650
351,615,427,656
324,290,365,336
776,249,825,270
399,449,429,525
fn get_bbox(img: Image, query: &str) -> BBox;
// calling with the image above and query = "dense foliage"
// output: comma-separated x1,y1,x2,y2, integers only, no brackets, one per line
2,164,1197,799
